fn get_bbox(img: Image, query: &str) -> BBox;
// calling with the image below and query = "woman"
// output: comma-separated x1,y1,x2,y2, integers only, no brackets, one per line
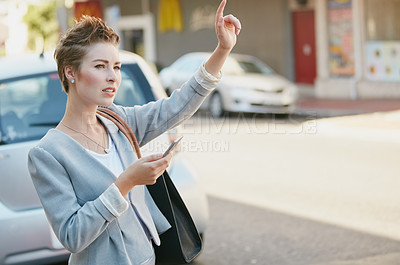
28,0,241,264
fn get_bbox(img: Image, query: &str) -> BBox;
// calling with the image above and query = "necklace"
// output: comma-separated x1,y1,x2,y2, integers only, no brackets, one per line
60,121,109,153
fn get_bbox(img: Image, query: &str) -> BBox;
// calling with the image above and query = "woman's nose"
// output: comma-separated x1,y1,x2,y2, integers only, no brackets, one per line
107,68,116,82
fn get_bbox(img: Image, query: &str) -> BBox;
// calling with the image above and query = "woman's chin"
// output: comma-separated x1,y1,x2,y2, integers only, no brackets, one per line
97,99,114,107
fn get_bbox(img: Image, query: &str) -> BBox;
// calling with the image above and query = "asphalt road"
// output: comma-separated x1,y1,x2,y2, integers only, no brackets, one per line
193,196,400,265
181,111,400,265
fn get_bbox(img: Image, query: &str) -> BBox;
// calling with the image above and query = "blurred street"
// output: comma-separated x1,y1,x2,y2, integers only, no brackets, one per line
178,104,400,265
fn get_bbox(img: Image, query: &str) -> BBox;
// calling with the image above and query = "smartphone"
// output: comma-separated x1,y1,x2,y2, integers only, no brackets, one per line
162,136,183,157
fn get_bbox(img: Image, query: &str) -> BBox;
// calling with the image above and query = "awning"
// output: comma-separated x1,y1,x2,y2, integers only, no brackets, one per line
158,0,183,33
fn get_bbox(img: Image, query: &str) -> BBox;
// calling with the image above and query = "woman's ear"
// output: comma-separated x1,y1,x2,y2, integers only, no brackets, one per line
64,66,75,82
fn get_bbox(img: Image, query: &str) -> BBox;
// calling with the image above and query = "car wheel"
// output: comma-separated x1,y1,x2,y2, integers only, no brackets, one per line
209,92,224,118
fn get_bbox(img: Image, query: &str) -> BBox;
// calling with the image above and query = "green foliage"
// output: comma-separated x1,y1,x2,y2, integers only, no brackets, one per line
22,1,59,53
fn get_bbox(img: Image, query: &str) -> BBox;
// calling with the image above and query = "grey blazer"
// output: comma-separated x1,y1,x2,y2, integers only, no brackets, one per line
28,71,218,265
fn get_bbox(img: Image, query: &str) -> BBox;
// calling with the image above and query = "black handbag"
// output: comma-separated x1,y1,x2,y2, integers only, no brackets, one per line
97,107,203,264
147,171,202,264
147,170,202,264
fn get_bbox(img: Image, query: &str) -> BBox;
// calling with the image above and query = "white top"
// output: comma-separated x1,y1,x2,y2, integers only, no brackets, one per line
87,134,128,217
86,133,125,177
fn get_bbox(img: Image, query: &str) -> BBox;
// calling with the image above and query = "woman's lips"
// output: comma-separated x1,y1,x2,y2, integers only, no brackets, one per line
102,87,115,97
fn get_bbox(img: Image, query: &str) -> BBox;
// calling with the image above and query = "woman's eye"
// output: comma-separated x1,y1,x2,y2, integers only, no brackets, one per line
95,64,105,69
114,65,121,70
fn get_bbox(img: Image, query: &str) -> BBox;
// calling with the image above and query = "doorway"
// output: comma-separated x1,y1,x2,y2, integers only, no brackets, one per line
117,14,157,63
121,29,145,58
292,10,317,84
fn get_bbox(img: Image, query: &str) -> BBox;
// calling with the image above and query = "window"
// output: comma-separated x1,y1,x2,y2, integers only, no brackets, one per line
364,0,400,82
0,73,66,144
328,0,355,77
121,30,145,58
114,64,154,106
365,0,400,41
237,58,274,75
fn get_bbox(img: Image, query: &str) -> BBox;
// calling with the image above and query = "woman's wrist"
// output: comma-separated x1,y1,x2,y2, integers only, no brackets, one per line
114,173,135,198
216,42,233,54
204,44,232,77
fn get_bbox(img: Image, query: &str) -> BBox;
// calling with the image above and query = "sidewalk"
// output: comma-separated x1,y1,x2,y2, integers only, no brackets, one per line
295,85,400,143
295,85,400,117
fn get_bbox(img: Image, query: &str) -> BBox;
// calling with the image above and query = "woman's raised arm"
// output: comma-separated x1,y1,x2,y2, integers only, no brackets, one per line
205,0,242,77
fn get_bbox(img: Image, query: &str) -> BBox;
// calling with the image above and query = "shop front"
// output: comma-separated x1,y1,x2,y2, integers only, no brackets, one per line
315,0,400,99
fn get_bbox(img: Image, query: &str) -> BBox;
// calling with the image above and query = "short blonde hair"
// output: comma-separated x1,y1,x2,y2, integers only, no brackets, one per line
54,16,120,93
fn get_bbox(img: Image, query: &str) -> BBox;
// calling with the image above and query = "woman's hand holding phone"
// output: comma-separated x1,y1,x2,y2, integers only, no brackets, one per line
115,136,183,197
115,153,172,197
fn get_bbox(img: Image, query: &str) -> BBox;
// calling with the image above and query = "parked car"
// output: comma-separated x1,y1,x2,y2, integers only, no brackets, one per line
0,51,209,265
159,52,299,117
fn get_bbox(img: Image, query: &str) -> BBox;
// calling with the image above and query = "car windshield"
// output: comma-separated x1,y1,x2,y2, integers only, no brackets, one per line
223,56,274,75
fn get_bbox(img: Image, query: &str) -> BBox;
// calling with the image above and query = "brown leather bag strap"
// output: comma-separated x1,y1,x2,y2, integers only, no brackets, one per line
97,107,142,159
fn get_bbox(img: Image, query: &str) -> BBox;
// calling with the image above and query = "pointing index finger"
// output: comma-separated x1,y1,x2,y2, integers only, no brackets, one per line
216,0,226,21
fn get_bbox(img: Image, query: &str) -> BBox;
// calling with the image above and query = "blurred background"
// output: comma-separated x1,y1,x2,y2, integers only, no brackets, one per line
1,0,399,98
1,0,400,265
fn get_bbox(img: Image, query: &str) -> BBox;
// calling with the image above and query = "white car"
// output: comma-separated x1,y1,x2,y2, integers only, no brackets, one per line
159,52,299,117
0,51,209,265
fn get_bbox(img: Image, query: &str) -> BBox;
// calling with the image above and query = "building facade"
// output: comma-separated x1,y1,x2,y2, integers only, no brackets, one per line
98,0,400,99
314,0,400,99
100,0,295,79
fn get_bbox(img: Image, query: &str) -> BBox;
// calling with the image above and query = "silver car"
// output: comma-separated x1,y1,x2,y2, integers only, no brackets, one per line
159,52,299,118
0,51,209,265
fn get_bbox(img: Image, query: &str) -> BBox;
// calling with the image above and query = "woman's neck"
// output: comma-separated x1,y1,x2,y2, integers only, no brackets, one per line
62,97,99,130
